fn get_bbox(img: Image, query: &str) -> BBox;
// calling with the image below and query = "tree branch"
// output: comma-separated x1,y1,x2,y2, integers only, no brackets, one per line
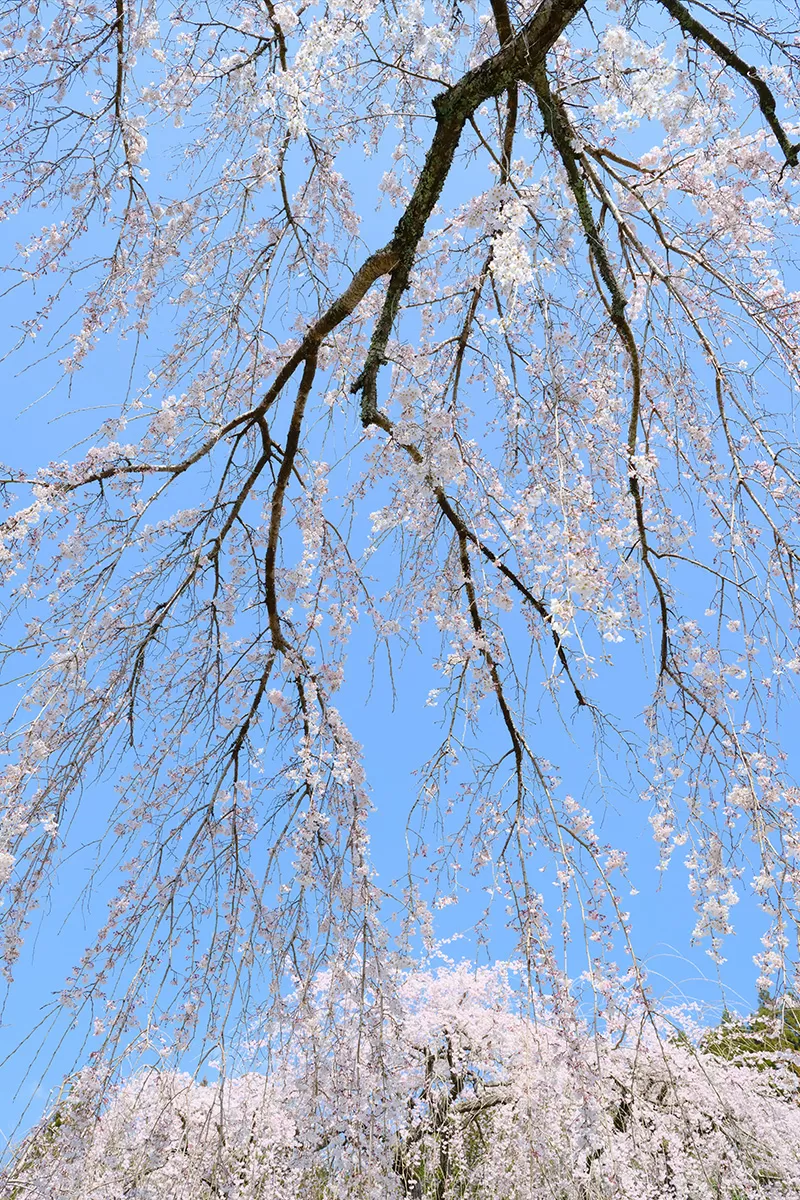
353,0,587,424
658,0,800,168
530,63,670,676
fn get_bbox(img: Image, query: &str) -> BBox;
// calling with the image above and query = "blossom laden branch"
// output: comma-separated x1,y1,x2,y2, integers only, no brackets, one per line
353,0,588,424
658,0,800,169
530,62,671,675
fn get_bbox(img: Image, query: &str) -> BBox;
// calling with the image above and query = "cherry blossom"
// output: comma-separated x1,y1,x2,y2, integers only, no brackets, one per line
5,963,800,1198
1,0,800,1156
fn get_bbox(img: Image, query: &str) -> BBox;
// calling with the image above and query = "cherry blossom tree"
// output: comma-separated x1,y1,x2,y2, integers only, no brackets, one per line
4,963,800,1198
2,0,800,1141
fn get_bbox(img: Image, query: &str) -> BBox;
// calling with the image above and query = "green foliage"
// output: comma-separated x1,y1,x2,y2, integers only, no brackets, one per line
7,1110,64,1200
702,993,800,1077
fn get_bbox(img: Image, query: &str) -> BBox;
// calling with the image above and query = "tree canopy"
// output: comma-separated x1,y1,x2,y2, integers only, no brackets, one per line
2,0,800,1146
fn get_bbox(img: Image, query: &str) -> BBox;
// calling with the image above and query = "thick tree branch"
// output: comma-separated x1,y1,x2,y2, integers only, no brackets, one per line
265,351,318,652
658,0,800,168
489,0,518,179
353,0,587,423
256,244,400,419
